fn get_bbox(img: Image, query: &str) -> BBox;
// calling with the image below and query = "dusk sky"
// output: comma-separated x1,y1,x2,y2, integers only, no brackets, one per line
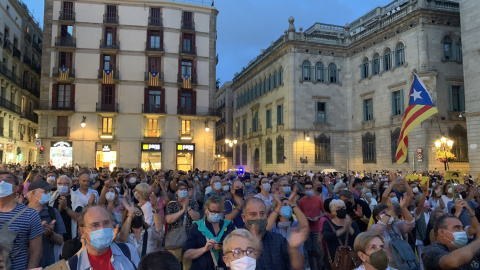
22,0,391,86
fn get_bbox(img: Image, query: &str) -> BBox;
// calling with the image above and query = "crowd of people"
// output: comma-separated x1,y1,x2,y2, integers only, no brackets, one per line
1,163,480,270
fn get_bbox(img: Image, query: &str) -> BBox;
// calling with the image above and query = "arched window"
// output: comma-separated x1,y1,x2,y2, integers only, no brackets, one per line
449,124,468,162
241,144,247,165
273,72,277,88
361,57,369,79
315,134,331,164
372,53,380,75
395,43,405,67
302,61,312,81
328,63,338,83
265,138,272,164
252,111,258,132
362,132,376,164
276,135,284,164
383,48,392,71
270,74,275,89
443,36,454,60
315,62,324,82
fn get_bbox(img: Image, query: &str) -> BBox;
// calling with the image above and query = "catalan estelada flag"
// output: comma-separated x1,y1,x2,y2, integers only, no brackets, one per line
59,67,69,81
182,74,191,89
103,69,113,84
149,72,159,87
395,73,438,163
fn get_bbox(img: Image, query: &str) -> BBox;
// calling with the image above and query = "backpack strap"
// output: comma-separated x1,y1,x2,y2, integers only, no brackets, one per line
3,207,27,229
140,229,148,258
326,220,344,246
117,243,138,270
67,254,78,270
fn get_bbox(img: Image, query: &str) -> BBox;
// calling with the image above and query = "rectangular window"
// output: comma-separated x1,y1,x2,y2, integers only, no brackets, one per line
147,89,162,113
450,85,465,112
277,104,283,125
252,113,258,132
316,102,326,123
21,97,25,112
266,109,271,129
148,57,161,73
59,52,73,68
146,118,158,137
102,117,113,134
102,54,115,70
105,27,116,47
181,60,192,76
242,118,247,136
315,135,331,164
391,90,404,116
58,84,71,108
183,11,193,29
106,5,117,18
148,30,162,50
182,33,194,52
101,85,115,111
57,116,68,136
181,120,191,135
150,8,161,26
63,1,73,14
363,98,373,121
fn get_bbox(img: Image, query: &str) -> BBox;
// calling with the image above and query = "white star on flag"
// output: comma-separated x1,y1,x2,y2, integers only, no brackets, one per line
411,89,423,101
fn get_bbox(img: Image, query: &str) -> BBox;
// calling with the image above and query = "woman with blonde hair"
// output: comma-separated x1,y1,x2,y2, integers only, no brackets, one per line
134,183,154,226
222,229,260,270
353,231,390,270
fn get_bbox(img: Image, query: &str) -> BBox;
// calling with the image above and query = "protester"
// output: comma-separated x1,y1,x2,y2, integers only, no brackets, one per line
339,189,372,232
353,231,390,270
222,229,261,270
254,178,273,212
134,183,155,226
224,180,246,228
203,176,224,204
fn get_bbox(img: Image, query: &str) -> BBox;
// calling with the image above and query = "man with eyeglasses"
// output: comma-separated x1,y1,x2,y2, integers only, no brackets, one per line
0,171,43,269
68,206,139,269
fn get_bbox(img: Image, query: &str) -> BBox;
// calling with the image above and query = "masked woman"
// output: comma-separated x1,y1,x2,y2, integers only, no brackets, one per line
183,195,235,270
353,231,391,270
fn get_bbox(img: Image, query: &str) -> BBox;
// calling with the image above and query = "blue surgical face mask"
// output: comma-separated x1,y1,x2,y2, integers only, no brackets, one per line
88,228,114,251
305,190,315,197
178,190,188,199
57,186,69,195
0,181,13,198
365,192,372,198
208,212,222,223
390,197,399,204
283,187,291,194
39,193,52,205
449,231,468,248
280,205,293,219
262,183,271,192
214,182,222,191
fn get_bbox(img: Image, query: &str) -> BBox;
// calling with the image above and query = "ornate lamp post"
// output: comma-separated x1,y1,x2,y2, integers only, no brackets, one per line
435,136,454,171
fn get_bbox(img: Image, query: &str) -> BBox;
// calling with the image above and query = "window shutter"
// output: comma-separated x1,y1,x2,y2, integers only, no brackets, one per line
192,33,196,52
448,85,453,111
161,87,166,113
177,89,181,109
363,100,367,121
178,58,182,79
325,102,328,123
400,89,404,114
192,90,197,114
459,85,465,112
452,41,457,61
70,84,75,109
52,84,58,109
144,87,149,112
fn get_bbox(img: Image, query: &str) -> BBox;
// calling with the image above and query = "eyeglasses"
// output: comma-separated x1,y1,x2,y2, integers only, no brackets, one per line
208,210,223,214
226,248,258,259
85,220,113,231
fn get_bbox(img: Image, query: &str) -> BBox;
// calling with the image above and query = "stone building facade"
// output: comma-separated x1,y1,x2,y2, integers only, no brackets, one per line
0,0,42,165
38,0,218,170
214,81,234,171
232,0,468,173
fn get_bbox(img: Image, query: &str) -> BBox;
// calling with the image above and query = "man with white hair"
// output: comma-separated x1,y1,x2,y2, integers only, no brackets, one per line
203,175,224,204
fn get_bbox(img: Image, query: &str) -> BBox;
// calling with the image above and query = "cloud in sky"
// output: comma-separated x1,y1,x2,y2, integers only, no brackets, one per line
22,0,391,85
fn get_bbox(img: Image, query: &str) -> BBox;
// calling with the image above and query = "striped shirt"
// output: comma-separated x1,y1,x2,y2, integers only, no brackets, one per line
0,203,43,270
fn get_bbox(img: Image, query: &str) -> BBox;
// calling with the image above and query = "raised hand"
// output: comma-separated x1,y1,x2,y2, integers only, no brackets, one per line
204,239,216,252
149,192,158,210
58,196,67,211
43,220,56,237
88,193,95,206
288,227,308,248
121,196,135,215
353,204,363,218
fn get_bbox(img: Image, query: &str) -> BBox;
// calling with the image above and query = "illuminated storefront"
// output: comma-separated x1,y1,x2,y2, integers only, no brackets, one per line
50,141,73,168
95,143,117,171
141,143,162,170
176,143,195,171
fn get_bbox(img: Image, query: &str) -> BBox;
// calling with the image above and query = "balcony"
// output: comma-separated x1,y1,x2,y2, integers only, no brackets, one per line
181,21,195,31
103,14,119,24
97,69,119,82
32,41,42,53
98,128,115,140
55,36,76,47
0,63,23,87
216,133,225,141
0,97,21,114
142,103,166,114
144,128,160,138
148,16,162,27
177,73,197,85
179,129,194,140
52,67,75,81
96,102,118,113
19,133,24,141
59,11,75,21
12,47,21,60
179,45,197,56
177,106,219,116
3,39,12,53
21,110,38,123
100,40,120,51
52,101,75,111
24,32,31,43
53,127,70,137
146,42,164,52
23,55,32,67
144,71,164,84
216,118,226,124
23,81,40,97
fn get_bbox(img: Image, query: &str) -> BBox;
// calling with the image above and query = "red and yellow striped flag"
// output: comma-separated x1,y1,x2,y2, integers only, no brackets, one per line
149,72,159,87
395,74,438,164
103,70,113,84
182,74,191,89
59,67,69,81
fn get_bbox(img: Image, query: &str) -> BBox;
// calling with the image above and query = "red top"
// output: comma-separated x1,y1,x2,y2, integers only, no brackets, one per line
87,247,115,270
298,195,325,232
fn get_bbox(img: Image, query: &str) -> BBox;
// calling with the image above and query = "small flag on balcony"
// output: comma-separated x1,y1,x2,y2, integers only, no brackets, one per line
149,72,159,87
58,67,69,81
182,74,191,89
103,69,114,84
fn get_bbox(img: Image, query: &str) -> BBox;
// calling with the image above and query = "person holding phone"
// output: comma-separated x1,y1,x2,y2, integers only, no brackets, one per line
447,184,480,227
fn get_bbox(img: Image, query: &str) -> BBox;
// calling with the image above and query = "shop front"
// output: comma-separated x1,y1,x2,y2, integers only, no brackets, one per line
176,143,195,171
50,141,73,168
95,143,117,171
141,143,162,170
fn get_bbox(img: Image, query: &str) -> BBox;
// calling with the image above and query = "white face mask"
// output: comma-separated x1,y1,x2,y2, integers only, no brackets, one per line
106,191,115,201
229,255,257,270
47,176,56,182
129,177,137,184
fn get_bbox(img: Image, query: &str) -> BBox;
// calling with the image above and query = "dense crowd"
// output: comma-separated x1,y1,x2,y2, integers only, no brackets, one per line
0,163,479,270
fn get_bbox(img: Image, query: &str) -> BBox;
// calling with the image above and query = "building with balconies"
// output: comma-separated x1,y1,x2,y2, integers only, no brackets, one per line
214,81,234,171
232,0,468,173
37,0,218,170
0,0,42,164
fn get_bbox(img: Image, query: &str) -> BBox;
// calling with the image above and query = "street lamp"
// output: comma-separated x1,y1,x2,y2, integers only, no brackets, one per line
204,121,209,132
81,116,87,128
304,131,310,142
225,139,237,147
435,136,454,171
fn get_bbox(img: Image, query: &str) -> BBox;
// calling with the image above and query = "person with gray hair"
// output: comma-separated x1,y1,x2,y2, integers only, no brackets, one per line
134,183,154,227
221,229,260,270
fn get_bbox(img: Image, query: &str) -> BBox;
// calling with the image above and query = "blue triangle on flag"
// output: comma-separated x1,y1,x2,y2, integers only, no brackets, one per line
151,72,158,76
184,74,190,79
409,74,435,107
105,70,112,75
60,67,68,73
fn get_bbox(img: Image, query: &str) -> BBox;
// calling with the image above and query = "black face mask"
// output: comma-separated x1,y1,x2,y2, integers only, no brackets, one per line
234,188,244,197
316,187,322,193
118,177,124,184
345,201,353,210
336,208,347,219
131,215,144,228
461,191,468,199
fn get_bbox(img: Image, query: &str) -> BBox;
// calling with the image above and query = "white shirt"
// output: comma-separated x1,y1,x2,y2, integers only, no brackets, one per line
254,193,273,208
72,188,99,210
441,195,453,213
141,201,154,227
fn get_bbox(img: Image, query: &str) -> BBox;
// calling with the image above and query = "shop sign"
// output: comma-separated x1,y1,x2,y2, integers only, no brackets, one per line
102,145,111,152
177,144,195,151
142,143,161,151
6,145,12,152
51,141,72,148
